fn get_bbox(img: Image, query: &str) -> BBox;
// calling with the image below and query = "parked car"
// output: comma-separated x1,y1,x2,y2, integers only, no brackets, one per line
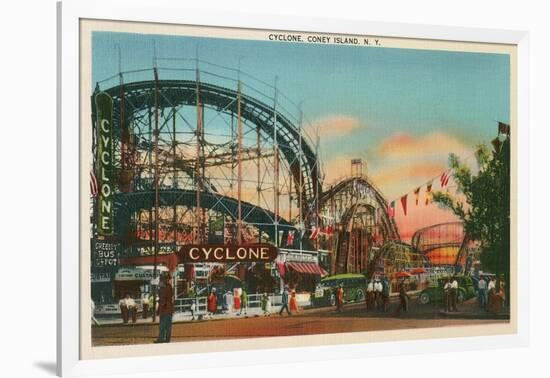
418,276,476,305
312,273,367,307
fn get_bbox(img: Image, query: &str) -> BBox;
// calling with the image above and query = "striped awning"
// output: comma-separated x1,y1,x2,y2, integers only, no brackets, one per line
286,262,328,277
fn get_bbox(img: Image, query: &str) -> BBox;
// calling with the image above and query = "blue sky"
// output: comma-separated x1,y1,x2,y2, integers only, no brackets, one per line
92,31,510,199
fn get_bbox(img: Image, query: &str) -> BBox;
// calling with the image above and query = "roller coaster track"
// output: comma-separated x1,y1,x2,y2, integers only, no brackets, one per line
320,176,399,240
114,189,295,242
97,79,321,212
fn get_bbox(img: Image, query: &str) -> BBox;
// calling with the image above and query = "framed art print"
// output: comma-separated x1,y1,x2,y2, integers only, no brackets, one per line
57,1,529,376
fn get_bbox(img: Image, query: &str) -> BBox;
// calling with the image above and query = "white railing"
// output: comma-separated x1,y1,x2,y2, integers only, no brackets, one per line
175,296,208,315
95,292,312,317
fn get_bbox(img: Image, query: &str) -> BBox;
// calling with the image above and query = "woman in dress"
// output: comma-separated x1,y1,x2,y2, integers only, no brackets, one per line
233,288,241,312
289,288,299,312
207,288,218,317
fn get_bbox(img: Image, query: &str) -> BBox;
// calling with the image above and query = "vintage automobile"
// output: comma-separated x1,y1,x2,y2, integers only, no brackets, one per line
312,273,367,307
418,276,476,305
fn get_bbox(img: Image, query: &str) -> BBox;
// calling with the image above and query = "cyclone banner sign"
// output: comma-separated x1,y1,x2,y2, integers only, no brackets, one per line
95,92,114,235
178,244,279,263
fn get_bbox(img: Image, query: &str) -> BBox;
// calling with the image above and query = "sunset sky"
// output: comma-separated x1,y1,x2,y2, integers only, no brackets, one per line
93,32,510,240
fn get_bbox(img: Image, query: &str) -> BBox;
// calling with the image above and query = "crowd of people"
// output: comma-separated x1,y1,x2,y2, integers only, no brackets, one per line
330,276,406,315
180,282,304,320
94,271,509,345
117,290,159,324
477,275,506,313
118,293,138,324
365,277,391,312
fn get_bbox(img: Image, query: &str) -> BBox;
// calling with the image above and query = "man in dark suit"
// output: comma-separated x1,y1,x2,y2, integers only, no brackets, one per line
155,274,175,343
279,286,291,316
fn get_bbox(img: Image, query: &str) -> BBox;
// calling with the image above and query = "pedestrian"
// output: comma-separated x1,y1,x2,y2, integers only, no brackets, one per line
225,290,233,314
443,278,452,312
239,288,248,315
265,294,272,315
374,278,383,310
381,276,390,312
128,294,137,323
396,280,409,315
222,290,229,314
187,284,196,299
450,276,458,312
366,279,374,311
499,276,507,308
141,292,150,319
289,288,299,313
190,297,196,320
487,276,501,313
477,276,488,310
279,286,291,316
119,294,129,324
208,288,218,317
155,274,175,343
261,292,271,316
336,283,344,312
149,292,155,311
488,276,496,294
233,288,241,312
120,293,136,323
91,299,99,326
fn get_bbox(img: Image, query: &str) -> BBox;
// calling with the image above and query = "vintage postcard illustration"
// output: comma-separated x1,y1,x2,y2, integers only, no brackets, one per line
81,19,516,357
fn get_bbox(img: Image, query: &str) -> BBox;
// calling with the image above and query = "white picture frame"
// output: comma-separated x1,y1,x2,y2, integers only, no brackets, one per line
57,0,530,376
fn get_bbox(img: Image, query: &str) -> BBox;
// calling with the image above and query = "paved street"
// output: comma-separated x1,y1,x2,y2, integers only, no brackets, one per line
92,298,509,346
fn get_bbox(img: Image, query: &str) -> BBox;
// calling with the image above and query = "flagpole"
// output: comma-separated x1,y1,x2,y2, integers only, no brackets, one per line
298,103,303,254
152,50,160,323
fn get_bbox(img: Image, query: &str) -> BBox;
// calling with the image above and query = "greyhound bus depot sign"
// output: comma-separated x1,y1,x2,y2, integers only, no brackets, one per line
95,92,114,235
179,244,278,263
92,240,120,269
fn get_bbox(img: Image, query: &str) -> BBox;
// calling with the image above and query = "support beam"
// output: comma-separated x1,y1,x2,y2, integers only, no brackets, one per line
236,80,243,244
152,66,160,322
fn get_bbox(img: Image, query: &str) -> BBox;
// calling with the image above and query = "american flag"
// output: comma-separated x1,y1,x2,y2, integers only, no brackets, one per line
440,171,451,188
310,226,320,240
286,230,295,246
498,122,510,136
90,171,98,197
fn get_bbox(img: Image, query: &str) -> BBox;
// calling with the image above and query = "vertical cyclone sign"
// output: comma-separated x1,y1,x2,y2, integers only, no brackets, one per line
95,92,114,235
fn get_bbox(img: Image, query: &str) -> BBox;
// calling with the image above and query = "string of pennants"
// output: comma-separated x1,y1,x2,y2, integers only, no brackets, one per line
282,224,330,247
386,122,510,219
386,168,453,219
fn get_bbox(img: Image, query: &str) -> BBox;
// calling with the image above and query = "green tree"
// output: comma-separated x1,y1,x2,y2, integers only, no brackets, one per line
432,136,510,304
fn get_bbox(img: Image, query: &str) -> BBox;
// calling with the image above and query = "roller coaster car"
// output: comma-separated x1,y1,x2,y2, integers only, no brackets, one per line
312,273,367,307
418,276,476,305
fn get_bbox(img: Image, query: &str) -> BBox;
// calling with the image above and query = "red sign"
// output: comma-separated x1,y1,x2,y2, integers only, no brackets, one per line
178,244,278,263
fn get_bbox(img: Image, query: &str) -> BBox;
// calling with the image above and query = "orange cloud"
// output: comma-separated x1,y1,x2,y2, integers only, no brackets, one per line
370,131,472,199
307,115,362,138
378,131,470,158
372,162,445,189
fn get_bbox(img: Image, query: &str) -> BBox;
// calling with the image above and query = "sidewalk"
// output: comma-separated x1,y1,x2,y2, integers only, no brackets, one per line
94,291,423,326
437,297,510,320
95,305,286,326
439,307,510,320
